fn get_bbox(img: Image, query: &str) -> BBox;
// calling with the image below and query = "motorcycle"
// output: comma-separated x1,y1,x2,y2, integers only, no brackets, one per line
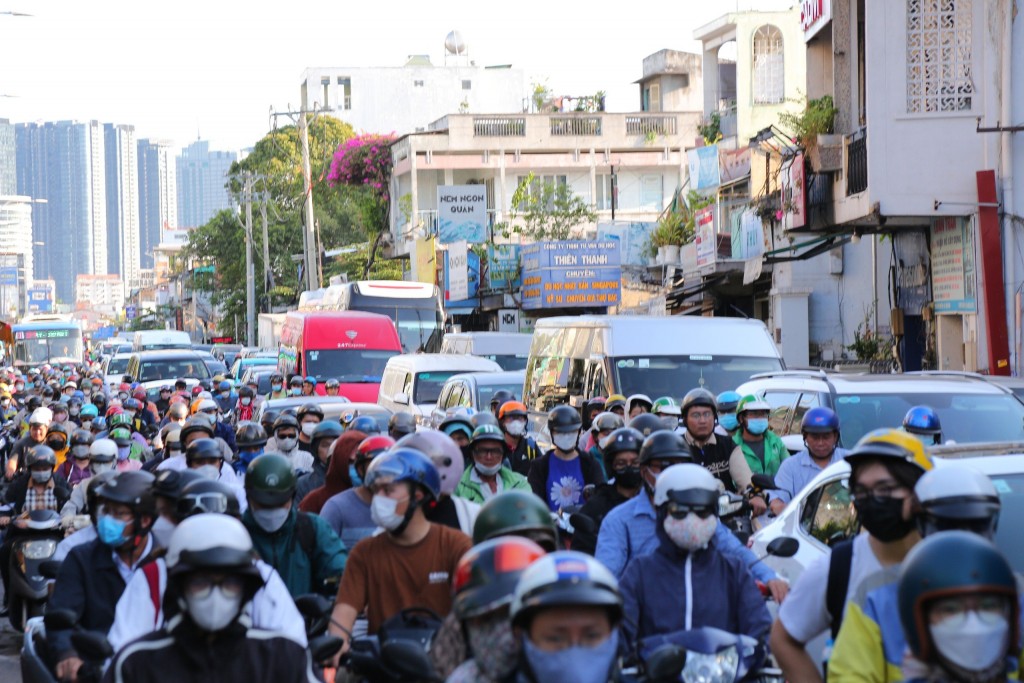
21,609,111,683
719,474,778,545
8,509,64,631
345,607,443,682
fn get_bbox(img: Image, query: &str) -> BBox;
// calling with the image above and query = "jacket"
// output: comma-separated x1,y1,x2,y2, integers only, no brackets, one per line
685,431,745,492
241,506,347,598
732,430,789,477
569,484,632,555
293,457,327,504
103,616,317,683
526,449,606,510
298,430,365,514
214,419,237,454
619,522,772,651
454,466,531,504
3,470,71,514
505,435,542,477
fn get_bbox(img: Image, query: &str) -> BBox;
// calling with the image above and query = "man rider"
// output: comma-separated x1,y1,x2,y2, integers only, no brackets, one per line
679,389,756,502
570,426,644,555
265,413,313,473
455,424,531,503
295,402,324,456
769,407,850,515
733,395,789,479
267,373,287,400
294,420,343,503
8,406,51,479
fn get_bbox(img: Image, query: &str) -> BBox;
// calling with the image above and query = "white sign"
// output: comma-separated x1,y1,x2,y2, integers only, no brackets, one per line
447,241,469,302
694,207,717,269
497,309,520,333
801,0,832,41
437,185,487,244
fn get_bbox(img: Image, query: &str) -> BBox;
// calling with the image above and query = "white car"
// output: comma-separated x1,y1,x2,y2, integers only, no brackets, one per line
103,353,132,391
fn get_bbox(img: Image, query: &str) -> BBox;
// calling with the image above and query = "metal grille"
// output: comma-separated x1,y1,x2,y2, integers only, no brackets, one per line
625,115,677,136
473,117,526,137
752,25,785,105
907,0,974,113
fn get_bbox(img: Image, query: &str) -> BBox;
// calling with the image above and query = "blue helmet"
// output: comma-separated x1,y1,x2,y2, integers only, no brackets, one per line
218,380,232,392
716,391,742,413
348,415,382,436
364,446,441,502
303,376,317,386
902,405,941,442
800,407,840,434
80,403,99,419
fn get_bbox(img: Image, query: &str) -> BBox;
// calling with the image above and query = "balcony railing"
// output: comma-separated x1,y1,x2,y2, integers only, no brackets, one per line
549,115,603,136
625,115,678,136
846,130,868,196
473,117,526,137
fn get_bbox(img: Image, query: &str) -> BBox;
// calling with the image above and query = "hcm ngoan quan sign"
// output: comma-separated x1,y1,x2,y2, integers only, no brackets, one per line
520,241,621,310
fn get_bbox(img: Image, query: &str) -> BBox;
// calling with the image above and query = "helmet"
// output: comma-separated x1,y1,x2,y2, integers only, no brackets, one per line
165,514,261,600
70,429,93,448
354,435,397,465
163,429,183,454
490,389,515,412
628,413,666,438
123,397,142,412
547,405,582,434
80,403,99,419
902,405,942,443
85,471,118,518
29,407,52,426
387,412,416,439
653,463,720,508
270,372,284,384
185,438,223,465
109,412,132,430
440,413,474,438
297,403,324,421
473,491,558,552
273,413,300,434
244,454,296,507
25,445,57,470
845,428,933,481
914,463,1001,538
177,476,243,519
217,380,231,392
606,394,627,413
311,420,344,446
179,417,215,444
681,388,718,420
585,396,607,414
89,439,117,463
471,424,505,445
453,537,547,621
471,412,500,430
46,422,71,444
167,402,188,421
601,427,644,459
153,469,206,502
736,395,771,416
235,423,268,450
288,375,303,387
364,447,442,502
801,407,840,434
498,401,528,421
302,375,316,386
95,470,157,519
109,427,133,448
638,430,693,465
394,431,462,495
324,378,340,389
627,394,653,412
26,396,43,413
898,531,1018,667
651,396,681,417
348,415,382,436
196,399,218,414
590,412,624,436
260,410,280,435
510,551,622,627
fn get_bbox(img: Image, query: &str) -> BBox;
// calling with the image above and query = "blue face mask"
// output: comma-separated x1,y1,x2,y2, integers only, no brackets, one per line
290,388,301,397
97,514,129,547
349,464,363,487
523,631,619,683
117,446,131,462
239,448,263,467
719,413,738,431
746,418,770,435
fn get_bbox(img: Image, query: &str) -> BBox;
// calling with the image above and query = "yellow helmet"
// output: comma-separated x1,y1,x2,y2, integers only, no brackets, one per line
845,428,933,474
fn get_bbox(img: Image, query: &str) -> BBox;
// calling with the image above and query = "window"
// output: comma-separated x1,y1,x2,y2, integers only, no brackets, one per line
516,174,568,211
640,175,663,211
752,25,784,104
337,77,352,110
792,392,822,432
595,174,613,210
906,0,974,113
643,83,661,112
762,390,800,434
462,80,472,90
799,478,857,546
320,77,330,108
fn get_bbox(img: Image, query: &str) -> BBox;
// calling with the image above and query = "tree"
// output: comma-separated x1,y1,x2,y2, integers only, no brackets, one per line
498,173,597,241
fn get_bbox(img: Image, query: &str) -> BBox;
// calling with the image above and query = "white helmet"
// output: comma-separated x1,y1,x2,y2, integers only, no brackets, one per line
510,551,622,627
166,513,256,571
627,394,652,411
29,407,53,426
197,398,218,413
654,463,720,507
89,438,118,463
915,463,1000,537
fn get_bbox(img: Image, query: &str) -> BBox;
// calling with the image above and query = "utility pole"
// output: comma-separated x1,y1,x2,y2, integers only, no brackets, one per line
260,187,274,301
243,172,256,346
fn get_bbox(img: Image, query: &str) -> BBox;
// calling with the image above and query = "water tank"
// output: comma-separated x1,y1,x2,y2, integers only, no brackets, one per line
445,30,467,55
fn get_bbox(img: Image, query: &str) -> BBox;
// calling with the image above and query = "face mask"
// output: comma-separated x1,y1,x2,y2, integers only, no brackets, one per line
301,422,316,437
117,446,131,462
97,514,129,547
615,466,642,489
474,461,503,477
197,464,220,481
54,414,67,423
15,384,23,392
930,610,1008,673
745,418,769,435
184,587,243,632
277,436,298,451
81,420,92,431
240,397,252,406
90,461,114,475
854,495,914,542
467,615,519,681
31,470,52,484
522,631,619,683
272,383,283,393
504,420,526,437
252,506,290,533
83,389,91,396
69,405,80,416
552,433,577,452
663,512,718,551
118,392,128,401
290,388,301,397
71,445,90,459
349,464,363,487
0,399,9,408
220,391,230,399
46,439,66,451
371,494,406,532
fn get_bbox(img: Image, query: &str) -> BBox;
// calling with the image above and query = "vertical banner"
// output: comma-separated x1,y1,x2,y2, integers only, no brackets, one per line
694,206,717,268
977,170,1010,374
412,237,436,285
446,241,469,302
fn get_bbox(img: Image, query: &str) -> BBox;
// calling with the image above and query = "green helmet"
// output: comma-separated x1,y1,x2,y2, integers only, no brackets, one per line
244,454,296,507
473,491,558,552
651,396,681,417
109,412,133,430
471,424,504,445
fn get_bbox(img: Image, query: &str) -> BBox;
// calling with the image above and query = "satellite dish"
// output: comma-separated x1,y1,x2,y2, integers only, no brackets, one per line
445,30,467,55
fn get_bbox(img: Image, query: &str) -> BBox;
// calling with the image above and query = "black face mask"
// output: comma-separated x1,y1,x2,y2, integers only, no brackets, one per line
615,466,642,490
854,496,915,542
46,439,66,451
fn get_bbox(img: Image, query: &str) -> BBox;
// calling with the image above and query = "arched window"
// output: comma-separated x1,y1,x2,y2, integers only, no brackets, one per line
752,25,784,104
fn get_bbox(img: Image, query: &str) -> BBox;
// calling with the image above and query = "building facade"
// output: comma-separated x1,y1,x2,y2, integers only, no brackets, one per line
0,197,33,317
138,139,178,270
176,140,236,229
0,119,15,196
75,273,125,314
104,123,141,292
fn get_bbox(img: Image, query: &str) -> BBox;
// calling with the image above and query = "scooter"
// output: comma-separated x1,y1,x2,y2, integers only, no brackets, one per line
345,607,443,683
21,609,111,683
8,509,64,631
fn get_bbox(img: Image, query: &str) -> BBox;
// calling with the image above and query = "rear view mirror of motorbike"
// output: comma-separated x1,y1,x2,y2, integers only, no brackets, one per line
380,639,440,683
43,609,77,631
718,492,745,516
70,631,113,662
644,644,688,683
38,560,62,580
766,536,799,558
750,474,776,491
308,634,344,665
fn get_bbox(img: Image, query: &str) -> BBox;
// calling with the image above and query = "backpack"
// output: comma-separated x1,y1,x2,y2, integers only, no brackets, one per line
825,539,855,639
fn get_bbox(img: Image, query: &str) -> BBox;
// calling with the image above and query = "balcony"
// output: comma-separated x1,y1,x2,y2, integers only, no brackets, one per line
625,115,678,136
473,117,526,137
846,129,867,196
549,115,602,136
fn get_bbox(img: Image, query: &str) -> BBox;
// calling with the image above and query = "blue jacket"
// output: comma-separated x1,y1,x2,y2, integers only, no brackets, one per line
242,506,347,598
619,522,773,651
594,492,777,584
214,419,237,454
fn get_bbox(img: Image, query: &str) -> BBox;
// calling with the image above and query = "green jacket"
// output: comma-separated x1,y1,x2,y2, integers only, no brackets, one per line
455,466,531,504
732,430,789,478
242,506,348,598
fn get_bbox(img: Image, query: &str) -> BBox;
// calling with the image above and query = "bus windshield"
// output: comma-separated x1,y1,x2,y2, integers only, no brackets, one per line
304,349,398,383
14,327,84,366
356,305,443,354
612,355,784,398
138,359,211,382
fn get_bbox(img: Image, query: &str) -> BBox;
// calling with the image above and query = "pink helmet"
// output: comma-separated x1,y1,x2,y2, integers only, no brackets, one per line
395,430,464,496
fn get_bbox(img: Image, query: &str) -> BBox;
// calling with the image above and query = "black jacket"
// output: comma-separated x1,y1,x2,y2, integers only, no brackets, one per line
569,484,633,555
3,471,70,514
687,433,739,492
505,436,542,477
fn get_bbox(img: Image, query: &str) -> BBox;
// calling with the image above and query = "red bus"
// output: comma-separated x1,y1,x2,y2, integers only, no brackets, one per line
278,311,402,402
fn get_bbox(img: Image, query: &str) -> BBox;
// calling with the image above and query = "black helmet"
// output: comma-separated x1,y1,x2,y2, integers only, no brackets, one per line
95,470,158,519
629,413,667,438
70,428,93,448
176,478,242,519
185,438,223,465
25,445,57,470
260,409,280,435
311,420,344,446
153,469,206,503
297,403,324,421
473,491,558,552
269,372,284,384
26,395,42,412
547,405,582,433
452,537,546,622
388,412,417,439
85,470,118,519
348,415,382,436
244,453,297,506
638,430,693,464
601,427,644,478
471,411,500,430
238,386,255,400
681,388,718,420
490,389,515,412
235,422,268,450
272,413,300,433
180,416,215,444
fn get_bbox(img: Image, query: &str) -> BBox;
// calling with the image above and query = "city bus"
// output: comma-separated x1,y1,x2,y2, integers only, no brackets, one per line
326,281,444,354
12,318,84,367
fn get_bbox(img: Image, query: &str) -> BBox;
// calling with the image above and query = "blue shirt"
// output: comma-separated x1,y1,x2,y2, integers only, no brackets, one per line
319,488,377,550
770,447,850,504
545,454,585,512
594,492,778,584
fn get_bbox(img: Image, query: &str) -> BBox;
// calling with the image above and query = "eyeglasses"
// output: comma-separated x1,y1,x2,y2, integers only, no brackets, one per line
687,410,715,421
473,447,504,459
276,431,298,440
929,595,1010,627
666,502,716,519
183,573,245,600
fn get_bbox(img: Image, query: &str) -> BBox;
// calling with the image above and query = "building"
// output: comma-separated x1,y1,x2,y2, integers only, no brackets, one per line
0,119,15,196
176,140,236,229
300,53,525,136
104,123,141,291
636,50,709,115
75,273,125,314
138,139,178,270
0,197,32,317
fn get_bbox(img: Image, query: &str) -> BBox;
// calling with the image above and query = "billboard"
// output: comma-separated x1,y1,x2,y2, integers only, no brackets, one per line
437,185,487,244
487,244,521,290
0,267,17,286
443,248,480,309
520,241,621,310
27,287,52,313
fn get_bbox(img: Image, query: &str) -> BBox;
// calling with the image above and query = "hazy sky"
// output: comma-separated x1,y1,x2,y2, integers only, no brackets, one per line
0,0,792,152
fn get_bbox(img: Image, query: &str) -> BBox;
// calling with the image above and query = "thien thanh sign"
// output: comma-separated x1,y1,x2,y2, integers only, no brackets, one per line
520,241,621,310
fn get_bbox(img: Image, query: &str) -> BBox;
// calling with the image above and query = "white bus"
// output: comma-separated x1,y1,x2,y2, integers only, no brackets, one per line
325,281,444,354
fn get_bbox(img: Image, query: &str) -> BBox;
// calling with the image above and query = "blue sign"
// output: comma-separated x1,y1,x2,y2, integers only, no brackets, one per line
487,244,521,291
125,305,138,320
27,288,52,313
443,249,480,309
0,267,17,286
93,326,118,340
520,241,621,310
687,145,721,190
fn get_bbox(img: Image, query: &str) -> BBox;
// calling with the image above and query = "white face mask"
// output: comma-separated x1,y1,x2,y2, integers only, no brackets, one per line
301,422,316,437
929,610,1009,672
196,464,220,480
371,494,406,531
663,512,718,552
277,436,298,451
240,397,252,406
504,419,526,437
90,461,114,475
184,586,243,632
552,433,577,452
475,461,503,477
252,506,290,533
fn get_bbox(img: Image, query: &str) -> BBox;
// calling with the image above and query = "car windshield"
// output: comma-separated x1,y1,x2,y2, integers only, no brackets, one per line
991,472,1024,572
415,371,460,405
612,355,784,398
487,355,529,371
834,392,1024,445
303,349,398,383
106,357,129,375
139,359,210,382
478,382,524,408
359,305,443,354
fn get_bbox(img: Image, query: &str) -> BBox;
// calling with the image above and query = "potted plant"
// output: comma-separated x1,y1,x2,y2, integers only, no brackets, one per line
780,95,840,171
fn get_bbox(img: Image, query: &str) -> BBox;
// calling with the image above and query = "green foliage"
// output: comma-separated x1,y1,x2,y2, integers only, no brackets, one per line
531,80,552,112
779,95,837,149
697,112,723,146
847,306,891,361
646,190,714,257
128,304,177,331
497,173,596,241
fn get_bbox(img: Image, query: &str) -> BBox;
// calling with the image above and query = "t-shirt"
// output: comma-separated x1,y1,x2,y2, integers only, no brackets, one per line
319,489,376,550
777,533,884,644
744,439,767,471
545,455,585,512
335,523,472,633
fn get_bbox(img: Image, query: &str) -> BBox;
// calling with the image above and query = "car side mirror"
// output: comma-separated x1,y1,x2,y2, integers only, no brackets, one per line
393,392,410,406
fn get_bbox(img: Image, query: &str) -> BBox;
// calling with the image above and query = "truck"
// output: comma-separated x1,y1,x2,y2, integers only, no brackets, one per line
258,313,286,351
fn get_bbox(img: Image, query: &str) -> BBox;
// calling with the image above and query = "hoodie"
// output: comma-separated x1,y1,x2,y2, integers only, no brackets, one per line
298,430,366,514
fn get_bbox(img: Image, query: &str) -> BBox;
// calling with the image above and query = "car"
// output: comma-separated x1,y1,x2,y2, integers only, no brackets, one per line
229,354,278,379
240,367,277,396
735,370,1024,448
430,370,525,428
191,343,214,354
191,350,228,378
378,354,503,422
211,342,243,366
124,350,212,393
103,353,132,390
253,396,392,433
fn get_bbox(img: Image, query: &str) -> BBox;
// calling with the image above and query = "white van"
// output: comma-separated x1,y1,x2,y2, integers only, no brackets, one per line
378,354,503,419
440,332,532,371
132,330,193,352
523,315,785,416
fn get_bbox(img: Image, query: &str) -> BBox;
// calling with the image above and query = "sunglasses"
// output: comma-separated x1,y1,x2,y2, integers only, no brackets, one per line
666,502,716,520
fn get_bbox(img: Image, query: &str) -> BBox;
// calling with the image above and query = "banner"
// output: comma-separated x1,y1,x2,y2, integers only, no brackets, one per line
487,244,521,290
596,221,657,266
694,207,717,268
687,146,721,190
446,241,469,302
437,185,487,244
931,217,977,313
0,267,17,286
520,241,621,310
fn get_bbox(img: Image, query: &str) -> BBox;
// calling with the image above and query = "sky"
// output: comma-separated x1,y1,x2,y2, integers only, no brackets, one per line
0,0,793,153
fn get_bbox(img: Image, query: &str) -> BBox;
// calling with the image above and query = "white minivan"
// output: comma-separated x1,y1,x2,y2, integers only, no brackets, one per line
440,332,532,371
133,330,193,352
378,354,503,422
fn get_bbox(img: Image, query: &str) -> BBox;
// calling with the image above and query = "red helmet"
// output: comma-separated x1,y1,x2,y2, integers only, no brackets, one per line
106,405,124,418
355,435,396,464
133,388,147,401
118,382,131,393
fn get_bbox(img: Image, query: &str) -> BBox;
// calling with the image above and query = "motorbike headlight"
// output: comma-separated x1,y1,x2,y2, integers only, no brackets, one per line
682,646,740,683
22,539,57,560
